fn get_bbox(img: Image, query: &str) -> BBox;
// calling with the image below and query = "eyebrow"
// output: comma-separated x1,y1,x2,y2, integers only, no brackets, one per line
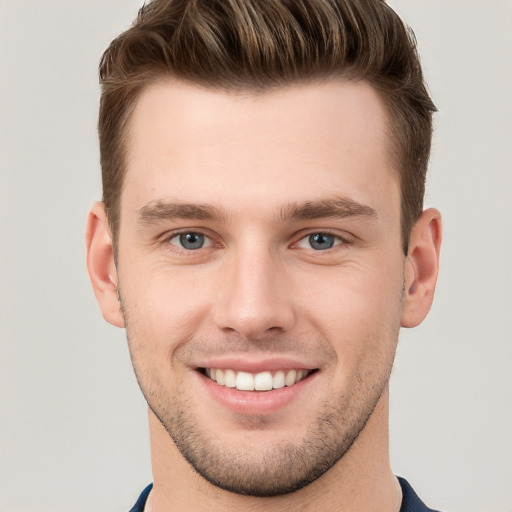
137,201,226,225
136,196,377,226
278,197,377,222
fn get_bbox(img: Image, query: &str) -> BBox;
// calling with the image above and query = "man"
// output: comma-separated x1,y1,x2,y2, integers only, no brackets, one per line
86,0,442,510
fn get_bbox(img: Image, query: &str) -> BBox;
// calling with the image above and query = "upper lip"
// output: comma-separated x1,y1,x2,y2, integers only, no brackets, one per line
194,357,319,373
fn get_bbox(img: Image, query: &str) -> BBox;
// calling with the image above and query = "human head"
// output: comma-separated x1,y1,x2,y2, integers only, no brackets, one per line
88,1,443,501
98,0,436,255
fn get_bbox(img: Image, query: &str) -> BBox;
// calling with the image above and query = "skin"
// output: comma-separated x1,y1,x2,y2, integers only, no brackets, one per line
87,79,441,511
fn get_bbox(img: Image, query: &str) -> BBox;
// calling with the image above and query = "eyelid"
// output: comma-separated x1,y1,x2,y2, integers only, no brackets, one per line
170,231,211,245
296,229,349,241
157,228,352,252
160,228,220,252
296,232,343,248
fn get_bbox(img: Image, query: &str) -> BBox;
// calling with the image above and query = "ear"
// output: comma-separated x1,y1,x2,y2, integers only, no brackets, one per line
85,202,125,328
401,208,442,328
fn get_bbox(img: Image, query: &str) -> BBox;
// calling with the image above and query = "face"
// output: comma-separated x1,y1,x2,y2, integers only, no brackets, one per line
116,79,405,496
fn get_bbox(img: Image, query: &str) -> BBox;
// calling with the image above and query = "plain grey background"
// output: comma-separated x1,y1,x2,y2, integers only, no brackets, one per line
0,1,511,511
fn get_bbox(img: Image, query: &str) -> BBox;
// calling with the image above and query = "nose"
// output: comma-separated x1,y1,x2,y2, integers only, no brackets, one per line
212,245,296,340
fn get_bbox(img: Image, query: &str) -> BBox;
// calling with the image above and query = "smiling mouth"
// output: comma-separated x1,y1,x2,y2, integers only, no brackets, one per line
198,368,317,391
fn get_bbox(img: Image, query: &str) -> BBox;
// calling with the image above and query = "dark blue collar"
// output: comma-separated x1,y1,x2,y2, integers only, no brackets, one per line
398,477,441,512
129,483,152,512
130,478,441,511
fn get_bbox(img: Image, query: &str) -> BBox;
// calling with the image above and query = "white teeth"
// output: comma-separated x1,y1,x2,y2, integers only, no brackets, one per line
285,369,297,386
236,371,254,391
273,370,285,389
204,367,311,391
254,371,273,391
224,369,236,388
216,369,225,385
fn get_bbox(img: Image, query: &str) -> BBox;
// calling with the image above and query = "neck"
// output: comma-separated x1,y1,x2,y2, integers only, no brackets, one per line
148,387,400,512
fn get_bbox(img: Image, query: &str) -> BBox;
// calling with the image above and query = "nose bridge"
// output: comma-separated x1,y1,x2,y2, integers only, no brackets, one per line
213,240,295,339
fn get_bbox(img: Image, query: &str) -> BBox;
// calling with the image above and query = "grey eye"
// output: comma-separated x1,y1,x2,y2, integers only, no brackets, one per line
181,233,204,249
169,232,208,250
296,232,342,251
308,233,335,250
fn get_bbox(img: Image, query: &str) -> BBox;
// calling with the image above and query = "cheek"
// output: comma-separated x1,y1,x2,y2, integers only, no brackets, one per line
119,264,215,355
121,278,196,395
299,261,404,365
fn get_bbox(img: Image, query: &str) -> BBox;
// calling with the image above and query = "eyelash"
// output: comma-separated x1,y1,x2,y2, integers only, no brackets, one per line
293,231,348,251
161,229,350,253
163,230,216,252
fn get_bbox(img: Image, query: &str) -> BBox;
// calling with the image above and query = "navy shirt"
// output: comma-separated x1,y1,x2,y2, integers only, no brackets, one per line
129,477,440,511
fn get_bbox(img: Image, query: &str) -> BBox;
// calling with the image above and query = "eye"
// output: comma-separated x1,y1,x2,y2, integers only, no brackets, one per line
168,232,212,250
296,232,343,251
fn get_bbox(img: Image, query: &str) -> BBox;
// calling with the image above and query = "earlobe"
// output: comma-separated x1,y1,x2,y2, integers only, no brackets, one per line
401,208,442,328
85,202,125,328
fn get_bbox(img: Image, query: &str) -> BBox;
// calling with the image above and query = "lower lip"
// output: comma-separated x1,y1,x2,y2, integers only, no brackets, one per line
198,371,317,415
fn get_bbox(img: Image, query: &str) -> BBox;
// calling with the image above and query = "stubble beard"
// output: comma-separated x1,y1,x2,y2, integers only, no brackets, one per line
151,375,389,497
119,290,400,497
128,346,395,497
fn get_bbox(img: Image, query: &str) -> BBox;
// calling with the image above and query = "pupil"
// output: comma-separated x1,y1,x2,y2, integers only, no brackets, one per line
309,233,334,250
180,232,204,250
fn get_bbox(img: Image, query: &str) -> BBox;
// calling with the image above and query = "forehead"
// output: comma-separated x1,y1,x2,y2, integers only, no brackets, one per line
122,78,398,221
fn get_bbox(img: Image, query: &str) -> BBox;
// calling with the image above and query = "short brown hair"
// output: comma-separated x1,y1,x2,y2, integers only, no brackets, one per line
99,0,436,253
